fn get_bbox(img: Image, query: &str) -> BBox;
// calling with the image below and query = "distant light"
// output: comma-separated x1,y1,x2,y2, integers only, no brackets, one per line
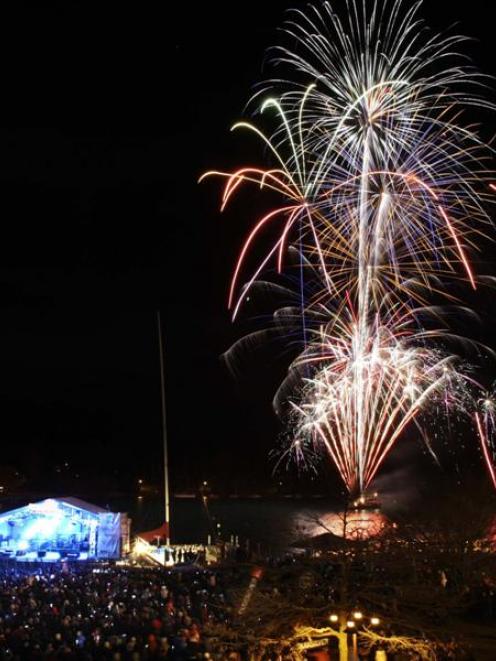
353,611,363,620
329,614,339,623
370,617,380,626
346,620,355,629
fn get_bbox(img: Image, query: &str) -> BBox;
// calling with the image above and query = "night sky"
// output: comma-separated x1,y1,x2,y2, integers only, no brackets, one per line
0,1,495,497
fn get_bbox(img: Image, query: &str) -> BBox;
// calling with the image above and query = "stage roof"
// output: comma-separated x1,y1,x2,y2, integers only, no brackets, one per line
55,497,109,514
0,497,113,520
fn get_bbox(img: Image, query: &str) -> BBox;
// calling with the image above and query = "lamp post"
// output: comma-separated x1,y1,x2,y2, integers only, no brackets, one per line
328,610,382,661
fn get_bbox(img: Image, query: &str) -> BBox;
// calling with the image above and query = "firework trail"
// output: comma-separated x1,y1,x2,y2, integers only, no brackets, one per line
475,388,496,489
202,0,494,495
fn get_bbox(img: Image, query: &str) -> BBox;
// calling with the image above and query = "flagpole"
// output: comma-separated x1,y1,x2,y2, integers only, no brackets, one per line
157,310,171,546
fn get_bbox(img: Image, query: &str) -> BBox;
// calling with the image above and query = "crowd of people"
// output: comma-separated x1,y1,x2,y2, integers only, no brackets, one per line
0,563,229,660
1,548,495,660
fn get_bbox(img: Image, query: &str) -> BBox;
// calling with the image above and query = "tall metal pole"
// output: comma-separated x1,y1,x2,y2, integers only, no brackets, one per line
157,311,171,546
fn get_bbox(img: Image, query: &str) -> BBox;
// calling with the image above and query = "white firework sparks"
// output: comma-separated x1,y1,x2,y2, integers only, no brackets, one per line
203,0,495,494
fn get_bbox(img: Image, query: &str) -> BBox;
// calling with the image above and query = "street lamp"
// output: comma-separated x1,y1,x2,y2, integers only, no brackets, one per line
327,610,384,661
346,621,358,661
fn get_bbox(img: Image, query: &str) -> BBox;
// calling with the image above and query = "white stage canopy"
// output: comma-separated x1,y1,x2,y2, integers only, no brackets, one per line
0,497,128,562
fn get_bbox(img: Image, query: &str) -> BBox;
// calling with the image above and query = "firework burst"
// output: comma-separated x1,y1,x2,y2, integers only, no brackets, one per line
202,0,494,495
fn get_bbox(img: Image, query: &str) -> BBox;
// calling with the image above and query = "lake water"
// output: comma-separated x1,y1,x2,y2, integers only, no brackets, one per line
121,496,339,551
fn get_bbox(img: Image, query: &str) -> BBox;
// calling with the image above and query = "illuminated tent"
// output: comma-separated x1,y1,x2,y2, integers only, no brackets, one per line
0,497,128,562
137,522,169,545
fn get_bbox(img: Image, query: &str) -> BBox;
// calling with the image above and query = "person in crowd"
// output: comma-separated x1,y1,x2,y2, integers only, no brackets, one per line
0,563,226,660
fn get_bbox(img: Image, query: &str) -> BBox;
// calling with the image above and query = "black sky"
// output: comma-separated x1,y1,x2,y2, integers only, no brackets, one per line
0,1,495,495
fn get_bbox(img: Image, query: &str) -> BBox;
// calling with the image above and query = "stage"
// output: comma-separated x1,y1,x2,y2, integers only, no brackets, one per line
0,497,129,562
